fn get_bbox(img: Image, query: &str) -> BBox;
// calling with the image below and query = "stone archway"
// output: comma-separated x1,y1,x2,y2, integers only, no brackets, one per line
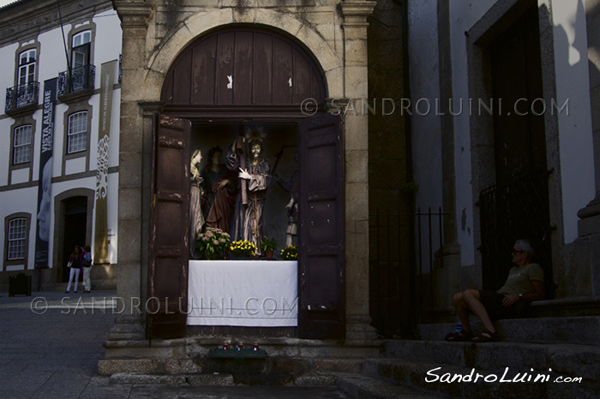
141,9,343,103
112,1,377,343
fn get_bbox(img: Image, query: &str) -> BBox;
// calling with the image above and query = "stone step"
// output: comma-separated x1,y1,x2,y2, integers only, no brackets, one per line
99,356,364,378
418,316,600,346
334,373,443,399
108,371,339,387
383,340,600,382
103,336,382,360
98,358,203,376
109,372,234,385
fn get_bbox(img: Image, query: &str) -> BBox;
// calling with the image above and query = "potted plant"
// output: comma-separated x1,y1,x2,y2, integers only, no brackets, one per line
261,236,277,259
196,227,231,260
229,240,257,259
280,245,298,260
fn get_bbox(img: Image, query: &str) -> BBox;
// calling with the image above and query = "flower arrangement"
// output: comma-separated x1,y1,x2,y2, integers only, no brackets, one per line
261,236,277,252
280,245,298,260
230,240,256,257
196,227,230,260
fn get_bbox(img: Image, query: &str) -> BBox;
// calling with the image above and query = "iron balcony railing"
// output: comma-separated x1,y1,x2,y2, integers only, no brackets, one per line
58,64,96,96
5,81,40,113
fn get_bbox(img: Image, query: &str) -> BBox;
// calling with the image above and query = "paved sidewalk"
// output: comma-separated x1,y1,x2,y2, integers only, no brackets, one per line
0,290,350,399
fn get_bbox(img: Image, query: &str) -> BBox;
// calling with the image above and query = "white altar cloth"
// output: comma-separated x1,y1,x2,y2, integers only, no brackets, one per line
187,260,298,327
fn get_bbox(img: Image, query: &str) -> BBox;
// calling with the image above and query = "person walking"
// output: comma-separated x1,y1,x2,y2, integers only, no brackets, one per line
81,245,92,293
65,246,82,293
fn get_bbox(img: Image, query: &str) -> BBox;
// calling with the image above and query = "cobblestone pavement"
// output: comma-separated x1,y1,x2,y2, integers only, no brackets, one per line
0,290,350,399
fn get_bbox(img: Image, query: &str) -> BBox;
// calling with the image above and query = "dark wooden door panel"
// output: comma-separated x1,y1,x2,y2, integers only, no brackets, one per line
148,115,191,339
216,31,235,105
192,36,217,104
253,32,273,104
234,31,254,104
161,26,326,113
298,113,345,339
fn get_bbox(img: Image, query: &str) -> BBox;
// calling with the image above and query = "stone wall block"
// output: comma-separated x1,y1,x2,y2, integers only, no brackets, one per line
118,151,143,187
346,182,369,221
232,6,257,24
324,67,344,98
344,39,368,66
295,23,341,73
343,114,369,151
148,22,196,74
119,187,143,220
344,66,369,98
346,150,369,183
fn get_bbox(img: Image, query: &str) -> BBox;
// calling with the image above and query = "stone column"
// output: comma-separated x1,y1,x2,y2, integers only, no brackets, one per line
341,0,378,343
108,1,153,340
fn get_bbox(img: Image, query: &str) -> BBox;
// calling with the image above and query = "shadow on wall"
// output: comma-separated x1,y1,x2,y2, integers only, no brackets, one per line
551,0,600,298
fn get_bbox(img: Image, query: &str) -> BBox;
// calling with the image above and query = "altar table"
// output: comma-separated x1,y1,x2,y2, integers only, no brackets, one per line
187,260,298,327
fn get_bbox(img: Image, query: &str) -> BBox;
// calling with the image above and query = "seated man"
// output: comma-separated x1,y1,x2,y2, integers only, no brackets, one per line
445,239,545,342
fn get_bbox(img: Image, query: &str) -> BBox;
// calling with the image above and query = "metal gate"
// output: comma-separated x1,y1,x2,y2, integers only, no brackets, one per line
479,169,554,297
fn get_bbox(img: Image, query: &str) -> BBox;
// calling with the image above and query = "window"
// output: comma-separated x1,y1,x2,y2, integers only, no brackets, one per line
7,218,27,260
13,125,32,165
71,30,91,69
18,49,36,86
67,111,87,154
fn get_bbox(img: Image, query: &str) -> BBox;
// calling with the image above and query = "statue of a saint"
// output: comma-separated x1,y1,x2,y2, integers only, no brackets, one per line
201,146,237,232
189,149,204,258
225,132,271,255
275,165,298,247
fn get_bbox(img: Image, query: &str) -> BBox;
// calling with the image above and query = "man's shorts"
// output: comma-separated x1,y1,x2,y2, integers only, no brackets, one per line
478,290,518,320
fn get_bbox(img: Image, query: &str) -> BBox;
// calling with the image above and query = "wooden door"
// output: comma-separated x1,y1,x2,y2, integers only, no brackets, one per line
147,115,191,339
298,114,345,339
480,5,553,295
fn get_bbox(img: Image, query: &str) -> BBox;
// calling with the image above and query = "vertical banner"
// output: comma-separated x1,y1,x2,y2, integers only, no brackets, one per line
35,78,57,269
93,60,117,264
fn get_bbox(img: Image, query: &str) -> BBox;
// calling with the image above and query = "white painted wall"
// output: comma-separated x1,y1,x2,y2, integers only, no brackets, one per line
407,0,444,212
408,0,596,268
551,0,595,243
0,8,122,271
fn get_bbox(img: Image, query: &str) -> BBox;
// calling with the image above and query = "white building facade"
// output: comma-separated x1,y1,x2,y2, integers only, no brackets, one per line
0,0,121,290
408,0,600,308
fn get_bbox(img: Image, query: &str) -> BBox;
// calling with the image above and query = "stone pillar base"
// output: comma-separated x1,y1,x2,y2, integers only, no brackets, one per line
578,198,600,237
345,314,379,344
106,315,146,342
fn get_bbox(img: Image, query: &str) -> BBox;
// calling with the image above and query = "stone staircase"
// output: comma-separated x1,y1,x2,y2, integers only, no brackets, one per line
98,316,600,398
98,323,383,386
333,317,600,399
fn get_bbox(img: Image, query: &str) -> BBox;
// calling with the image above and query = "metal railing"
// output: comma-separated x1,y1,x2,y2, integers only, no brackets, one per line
369,208,447,337
5,81,39,113
479,169,554,297
58,64,96,96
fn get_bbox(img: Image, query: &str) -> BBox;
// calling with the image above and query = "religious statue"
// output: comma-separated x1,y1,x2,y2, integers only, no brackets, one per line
201,146,237,232
189,149,204,258
225,129,271,255
276,176,298,247
274,151,298,247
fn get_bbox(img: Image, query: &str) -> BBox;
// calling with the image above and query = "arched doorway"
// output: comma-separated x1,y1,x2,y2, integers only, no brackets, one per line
147,25,345,340
60,196,88,282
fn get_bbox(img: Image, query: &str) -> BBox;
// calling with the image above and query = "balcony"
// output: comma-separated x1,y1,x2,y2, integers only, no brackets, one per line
5,82,39,115
58,64,95,102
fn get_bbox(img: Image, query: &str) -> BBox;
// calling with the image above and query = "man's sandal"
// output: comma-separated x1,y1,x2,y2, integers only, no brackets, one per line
444,330,473,342
471,329,500,342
